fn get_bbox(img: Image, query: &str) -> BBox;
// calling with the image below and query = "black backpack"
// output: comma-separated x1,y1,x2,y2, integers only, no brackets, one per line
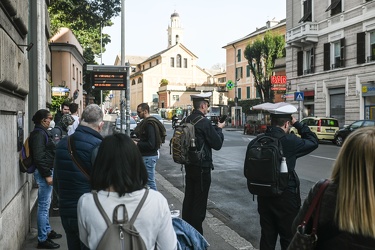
244,134,289,197
50,126,64,144
92,189,148,250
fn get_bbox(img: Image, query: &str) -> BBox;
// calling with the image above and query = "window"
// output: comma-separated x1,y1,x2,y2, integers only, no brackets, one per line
299,0,312,23
138,78,142,84
177,54,181,68
246,86,251,99
237,88,242,100
173,95,179,101
326,0,341,16
72,64,75,80
246,65,251,77
184,58,188,68
236,67,243,79
302,48,314,74
237,49,241,62
149,62,152,68
357,31,375,63
218,77,226,83
324,38,345,70
156,59,159,64
152,94,158,103
170,57,175,67
131,79,136,85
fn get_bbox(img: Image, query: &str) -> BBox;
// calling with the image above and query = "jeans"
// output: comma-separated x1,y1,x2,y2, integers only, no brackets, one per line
143,155,158,190
34,169,53,242
61,216,89,250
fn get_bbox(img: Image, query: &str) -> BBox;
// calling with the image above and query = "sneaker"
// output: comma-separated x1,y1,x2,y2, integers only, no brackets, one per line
37,239,60,249
47,230,62,239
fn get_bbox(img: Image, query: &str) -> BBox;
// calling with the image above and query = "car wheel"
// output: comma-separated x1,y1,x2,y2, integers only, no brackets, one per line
335,136,344,147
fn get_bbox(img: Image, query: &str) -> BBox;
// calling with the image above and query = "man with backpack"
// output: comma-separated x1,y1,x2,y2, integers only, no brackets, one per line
181,92,225,235
244,110,318,250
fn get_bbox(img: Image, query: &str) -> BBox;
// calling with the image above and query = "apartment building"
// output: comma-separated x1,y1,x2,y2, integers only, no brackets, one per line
286,0,375,127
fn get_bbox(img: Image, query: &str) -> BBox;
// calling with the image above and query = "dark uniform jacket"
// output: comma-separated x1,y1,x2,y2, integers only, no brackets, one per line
54,125,102,218
292,180,375,249
249,121,318,192
185,110,224,169
29,124,55,177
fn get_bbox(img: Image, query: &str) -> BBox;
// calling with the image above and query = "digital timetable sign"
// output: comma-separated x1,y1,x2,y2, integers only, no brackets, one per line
91,72,126,90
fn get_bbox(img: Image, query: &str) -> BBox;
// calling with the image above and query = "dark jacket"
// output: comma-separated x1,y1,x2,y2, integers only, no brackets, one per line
29,124,55,177
292,180,375,249
185,110,224,169
54,125,102,218
135,116,166,157
248,121,318,192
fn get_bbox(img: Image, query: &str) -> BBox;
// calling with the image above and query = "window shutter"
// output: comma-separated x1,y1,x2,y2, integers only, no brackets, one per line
340,38,345,67
297,51,303,76
310,47,315,73
324,43,331,71
357,32,366,64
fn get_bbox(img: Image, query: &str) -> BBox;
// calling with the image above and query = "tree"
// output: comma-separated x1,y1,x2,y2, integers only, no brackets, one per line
244,32,285,103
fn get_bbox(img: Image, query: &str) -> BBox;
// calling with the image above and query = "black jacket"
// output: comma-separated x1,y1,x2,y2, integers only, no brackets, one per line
29,124,55,177
185,110,224,169
292,180,375,249
246,121,318,191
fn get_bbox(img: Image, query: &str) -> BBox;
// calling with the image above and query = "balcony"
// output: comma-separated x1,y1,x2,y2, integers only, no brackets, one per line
286,22,319,47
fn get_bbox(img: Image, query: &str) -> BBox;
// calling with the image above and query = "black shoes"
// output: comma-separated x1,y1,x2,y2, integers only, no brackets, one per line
48,230,62,239
37,239,60,249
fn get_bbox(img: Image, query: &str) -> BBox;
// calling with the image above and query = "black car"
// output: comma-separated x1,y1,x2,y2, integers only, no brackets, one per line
334,120,375,146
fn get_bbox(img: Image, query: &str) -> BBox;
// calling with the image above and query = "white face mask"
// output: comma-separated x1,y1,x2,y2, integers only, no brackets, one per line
49,120,55,129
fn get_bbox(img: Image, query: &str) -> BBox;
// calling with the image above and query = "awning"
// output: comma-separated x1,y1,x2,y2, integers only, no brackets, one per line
326,0,340,12
252,102,297,114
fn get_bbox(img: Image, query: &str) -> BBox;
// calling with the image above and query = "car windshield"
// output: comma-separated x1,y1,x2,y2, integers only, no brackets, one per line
116,117,136,124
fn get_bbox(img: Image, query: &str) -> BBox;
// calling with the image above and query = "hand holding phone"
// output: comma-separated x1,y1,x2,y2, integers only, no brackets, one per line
219,115,227,123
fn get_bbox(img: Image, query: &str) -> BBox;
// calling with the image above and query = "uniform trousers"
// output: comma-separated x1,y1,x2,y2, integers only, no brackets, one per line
257,189,301,250
182,165,211,235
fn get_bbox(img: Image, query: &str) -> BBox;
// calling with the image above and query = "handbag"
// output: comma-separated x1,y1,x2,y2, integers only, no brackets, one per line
287,179,330,250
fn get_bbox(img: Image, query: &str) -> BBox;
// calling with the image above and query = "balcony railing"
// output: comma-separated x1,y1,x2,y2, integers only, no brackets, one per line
367,55,375,62
286,22,319,46
303,67,315,75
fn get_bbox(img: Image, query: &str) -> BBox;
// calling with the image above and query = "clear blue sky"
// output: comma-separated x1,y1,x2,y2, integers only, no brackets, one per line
96,0,286,69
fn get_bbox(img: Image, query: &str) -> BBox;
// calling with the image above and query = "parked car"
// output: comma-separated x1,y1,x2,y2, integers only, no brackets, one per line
334,120,375,146
113,117,137,134
150,113,164,125
290,117,339,143
131,111,139,123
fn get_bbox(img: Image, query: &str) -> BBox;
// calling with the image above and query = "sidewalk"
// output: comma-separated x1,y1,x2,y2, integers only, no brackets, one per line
21,172,254,250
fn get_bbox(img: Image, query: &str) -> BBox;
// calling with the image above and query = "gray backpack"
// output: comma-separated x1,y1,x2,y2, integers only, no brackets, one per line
92,189,149,250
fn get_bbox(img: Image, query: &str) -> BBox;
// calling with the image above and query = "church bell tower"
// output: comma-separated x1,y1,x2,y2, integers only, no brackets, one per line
167,11,184,48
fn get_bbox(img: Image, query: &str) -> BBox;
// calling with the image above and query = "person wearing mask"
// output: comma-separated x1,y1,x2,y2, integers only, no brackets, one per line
182,92,225,235
29,109,62,249
54,104,104,249
77,133,177,250
292,127,375,249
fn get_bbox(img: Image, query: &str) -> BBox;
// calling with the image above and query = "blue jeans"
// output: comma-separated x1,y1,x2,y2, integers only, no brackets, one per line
60,216,89,250
34,169,53,242
143,155,158,190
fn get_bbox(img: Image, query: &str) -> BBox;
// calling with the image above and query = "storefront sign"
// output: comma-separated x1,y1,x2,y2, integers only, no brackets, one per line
362,84,375,97
52,87,70,97
271,76,287,84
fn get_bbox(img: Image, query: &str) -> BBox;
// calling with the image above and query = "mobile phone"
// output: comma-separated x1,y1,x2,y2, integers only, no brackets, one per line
219,115,227,123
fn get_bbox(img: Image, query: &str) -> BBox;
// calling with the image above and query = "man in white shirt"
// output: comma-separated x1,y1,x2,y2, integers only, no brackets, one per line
68,103,80,136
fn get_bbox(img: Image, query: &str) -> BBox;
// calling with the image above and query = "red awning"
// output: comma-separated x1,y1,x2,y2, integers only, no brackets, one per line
304,90,314,97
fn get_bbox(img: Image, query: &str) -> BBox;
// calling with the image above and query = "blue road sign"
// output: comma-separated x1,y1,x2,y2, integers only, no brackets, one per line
294,91,304,101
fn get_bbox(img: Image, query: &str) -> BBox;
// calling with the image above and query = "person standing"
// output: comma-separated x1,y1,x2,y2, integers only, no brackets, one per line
77,133,177,250
292,127,375,249
181,92,225,235
29,109,62,249
54,101,70,127
68,103,79,135
244,112,318,250
54,104,104,250
133,103,166,191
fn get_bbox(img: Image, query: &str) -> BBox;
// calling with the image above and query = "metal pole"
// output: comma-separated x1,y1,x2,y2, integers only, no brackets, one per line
120,0,126,134
125,62,130,136
232,45,238,129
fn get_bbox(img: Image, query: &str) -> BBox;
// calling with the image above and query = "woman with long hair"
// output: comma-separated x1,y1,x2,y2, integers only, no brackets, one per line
77,133,177,249
292,126,375,249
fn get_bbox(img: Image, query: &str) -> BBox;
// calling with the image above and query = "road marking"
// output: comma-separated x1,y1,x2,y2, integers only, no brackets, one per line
309,155,336,161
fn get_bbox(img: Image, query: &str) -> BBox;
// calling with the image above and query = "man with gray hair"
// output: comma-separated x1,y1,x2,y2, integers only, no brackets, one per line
54,104,104,250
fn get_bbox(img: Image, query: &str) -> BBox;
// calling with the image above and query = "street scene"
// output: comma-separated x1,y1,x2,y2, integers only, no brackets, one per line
2,0,375,249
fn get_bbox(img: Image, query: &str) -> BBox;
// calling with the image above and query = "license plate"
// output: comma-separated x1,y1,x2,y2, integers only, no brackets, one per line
326,129,334,133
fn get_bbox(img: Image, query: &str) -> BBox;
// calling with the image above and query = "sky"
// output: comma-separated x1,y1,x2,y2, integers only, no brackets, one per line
96,0,286,70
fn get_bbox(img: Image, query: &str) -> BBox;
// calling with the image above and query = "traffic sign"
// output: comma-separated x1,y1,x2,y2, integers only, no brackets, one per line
226,80,234,90
294,91,304,101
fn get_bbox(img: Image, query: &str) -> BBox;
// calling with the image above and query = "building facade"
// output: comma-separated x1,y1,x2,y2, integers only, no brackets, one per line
286,0,375,126
0,0,51,248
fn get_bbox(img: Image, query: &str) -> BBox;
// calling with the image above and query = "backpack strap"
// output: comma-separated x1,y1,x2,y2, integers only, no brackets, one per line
33,127,49,143
129,189,149,225
68,136,90,180
92,191,112,227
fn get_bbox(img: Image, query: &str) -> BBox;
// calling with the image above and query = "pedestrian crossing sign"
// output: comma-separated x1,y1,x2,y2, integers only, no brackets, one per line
294,92,304,101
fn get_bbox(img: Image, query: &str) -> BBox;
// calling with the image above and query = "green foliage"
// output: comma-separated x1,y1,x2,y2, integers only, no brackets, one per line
160,79,169,86
244,32,285,103
48,0,121,56
51,96,71,113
